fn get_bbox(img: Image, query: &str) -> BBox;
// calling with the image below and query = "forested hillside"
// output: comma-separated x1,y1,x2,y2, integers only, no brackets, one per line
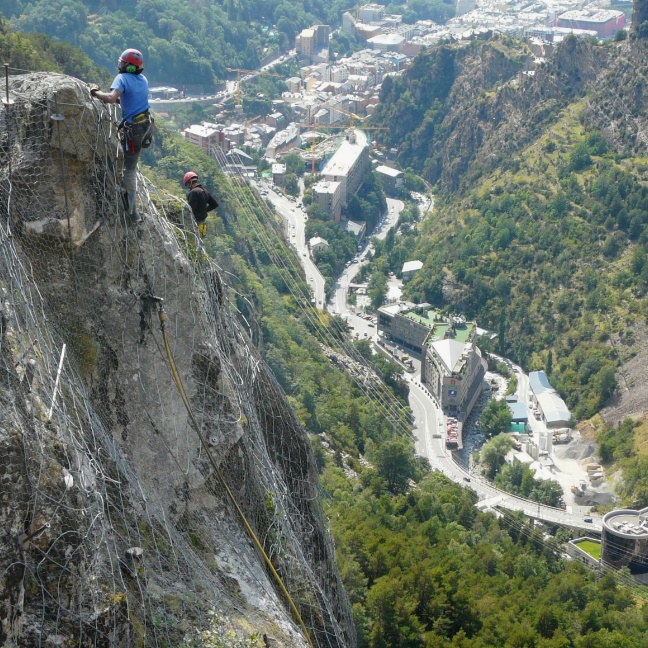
142,116,648,648
371,34,648,427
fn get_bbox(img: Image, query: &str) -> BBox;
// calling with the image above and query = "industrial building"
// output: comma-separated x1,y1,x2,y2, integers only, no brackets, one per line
321,129,369,207
528,371,571,429
602,507,648,573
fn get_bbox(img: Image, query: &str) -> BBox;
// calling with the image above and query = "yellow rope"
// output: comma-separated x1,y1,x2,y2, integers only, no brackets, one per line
156,304,314,648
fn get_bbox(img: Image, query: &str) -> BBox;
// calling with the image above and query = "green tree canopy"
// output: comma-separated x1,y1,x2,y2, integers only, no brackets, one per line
481,399,513,438
480,432,513,479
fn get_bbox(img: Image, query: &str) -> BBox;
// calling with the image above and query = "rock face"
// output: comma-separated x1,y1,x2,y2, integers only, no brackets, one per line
0,73,354,647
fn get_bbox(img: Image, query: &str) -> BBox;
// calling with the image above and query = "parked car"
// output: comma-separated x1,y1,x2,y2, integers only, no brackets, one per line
584,517,593,523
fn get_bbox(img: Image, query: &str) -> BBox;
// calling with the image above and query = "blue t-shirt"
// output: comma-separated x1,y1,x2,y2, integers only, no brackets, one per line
111,73,150,123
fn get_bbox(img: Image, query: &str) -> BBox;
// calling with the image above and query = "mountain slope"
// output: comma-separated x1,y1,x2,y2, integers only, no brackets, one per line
371,34,648,422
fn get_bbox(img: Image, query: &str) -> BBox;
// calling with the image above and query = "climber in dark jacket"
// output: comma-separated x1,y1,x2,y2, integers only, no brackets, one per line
183,171,218,238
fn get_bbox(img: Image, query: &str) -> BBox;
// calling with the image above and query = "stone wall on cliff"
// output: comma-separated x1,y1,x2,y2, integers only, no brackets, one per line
0,72,354,648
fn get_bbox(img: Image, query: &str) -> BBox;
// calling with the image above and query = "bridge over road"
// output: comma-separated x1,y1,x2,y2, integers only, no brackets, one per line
407,378,603,535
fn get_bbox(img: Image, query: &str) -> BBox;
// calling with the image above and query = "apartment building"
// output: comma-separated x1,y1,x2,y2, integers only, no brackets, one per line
312,180,342,223
321,129,369,207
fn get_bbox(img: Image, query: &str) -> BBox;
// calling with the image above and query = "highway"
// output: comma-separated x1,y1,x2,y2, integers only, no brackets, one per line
262,181,326,307
322,191,603,534
406,366,603,534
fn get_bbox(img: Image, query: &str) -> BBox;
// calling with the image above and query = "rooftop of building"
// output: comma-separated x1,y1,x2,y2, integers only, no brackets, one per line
322,129,368,177
367,33,406,45
558,8,624,21
313,180,341,194
309,236,329,247
509,401,528,422
184,124,219,137
344,220,366,236
529,370,571,424
403,308,438,327
427,320,475,344
431,337,472,373
402,259,423,273
376,165,403,177
603,507,648,538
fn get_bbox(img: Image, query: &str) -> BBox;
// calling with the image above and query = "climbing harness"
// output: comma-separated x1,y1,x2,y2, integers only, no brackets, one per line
119,110,154,154
150,296,314,648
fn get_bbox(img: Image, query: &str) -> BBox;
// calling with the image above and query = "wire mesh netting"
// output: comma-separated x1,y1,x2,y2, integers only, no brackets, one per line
0,70,355,647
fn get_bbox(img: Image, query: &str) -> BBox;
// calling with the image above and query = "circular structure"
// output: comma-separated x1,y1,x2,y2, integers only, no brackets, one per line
602,507,648,572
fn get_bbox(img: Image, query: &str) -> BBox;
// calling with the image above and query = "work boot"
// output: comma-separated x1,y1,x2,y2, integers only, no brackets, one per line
130,210,142,224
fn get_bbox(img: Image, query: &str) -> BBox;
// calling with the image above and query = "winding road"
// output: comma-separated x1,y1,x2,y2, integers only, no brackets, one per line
267,172,603,534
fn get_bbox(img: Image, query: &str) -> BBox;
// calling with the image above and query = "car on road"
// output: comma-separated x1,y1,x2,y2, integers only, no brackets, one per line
584,517,593,523
368,323,375,328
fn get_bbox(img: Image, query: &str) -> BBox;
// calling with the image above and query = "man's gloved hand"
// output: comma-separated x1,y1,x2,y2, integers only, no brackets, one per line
89,83,99,96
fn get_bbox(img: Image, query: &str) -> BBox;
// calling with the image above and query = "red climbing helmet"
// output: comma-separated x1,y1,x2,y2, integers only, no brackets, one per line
184,171,199,187
118,49,144,74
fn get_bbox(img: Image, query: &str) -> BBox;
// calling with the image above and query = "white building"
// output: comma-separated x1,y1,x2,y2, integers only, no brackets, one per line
309,236,330,253
344,220,366,240
375,165,404,193
286,77,302,93
359,3,385,22
271,163,287,186
367,33,406,53
402,260,423,282
183,123,220,151
322,129,369,207
265,123,301,159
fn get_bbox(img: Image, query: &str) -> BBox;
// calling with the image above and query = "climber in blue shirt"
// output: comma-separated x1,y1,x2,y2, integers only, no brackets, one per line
91,48,153,224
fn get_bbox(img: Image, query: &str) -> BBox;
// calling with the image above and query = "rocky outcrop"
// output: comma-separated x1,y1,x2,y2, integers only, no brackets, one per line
0,73,354,647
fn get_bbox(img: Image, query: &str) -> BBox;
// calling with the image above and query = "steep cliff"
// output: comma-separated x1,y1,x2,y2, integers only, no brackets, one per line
0,73,354,647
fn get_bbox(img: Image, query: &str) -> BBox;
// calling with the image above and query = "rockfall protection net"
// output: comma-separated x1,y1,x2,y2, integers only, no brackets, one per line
0,69,356,647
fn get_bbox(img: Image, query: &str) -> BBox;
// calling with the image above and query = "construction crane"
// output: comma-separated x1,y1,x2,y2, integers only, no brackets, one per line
321,104,365,128
225,68,284,108
300,119,388,174
340,4,361,20
303,105,388,133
